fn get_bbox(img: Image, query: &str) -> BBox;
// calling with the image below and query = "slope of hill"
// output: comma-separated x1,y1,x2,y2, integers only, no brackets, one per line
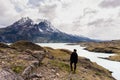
0,41,115,80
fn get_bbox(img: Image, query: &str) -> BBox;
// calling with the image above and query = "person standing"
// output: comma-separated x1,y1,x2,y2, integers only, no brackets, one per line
70,49,78,73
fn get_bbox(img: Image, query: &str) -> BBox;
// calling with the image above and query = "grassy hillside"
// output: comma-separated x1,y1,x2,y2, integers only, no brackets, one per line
0,41,115,80
42,47,115,80
10,40,44,51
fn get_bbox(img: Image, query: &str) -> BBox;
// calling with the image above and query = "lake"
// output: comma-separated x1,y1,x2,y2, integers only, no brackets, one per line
37,43,120,80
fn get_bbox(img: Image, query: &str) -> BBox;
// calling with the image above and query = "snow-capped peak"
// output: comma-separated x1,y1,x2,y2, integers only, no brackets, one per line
17,17,33,25
38,19,60,32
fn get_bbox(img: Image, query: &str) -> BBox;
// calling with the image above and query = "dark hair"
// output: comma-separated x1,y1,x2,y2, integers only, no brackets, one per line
74,49,77,52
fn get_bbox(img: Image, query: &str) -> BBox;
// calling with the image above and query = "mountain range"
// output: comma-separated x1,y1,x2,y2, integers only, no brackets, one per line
0,17,93,43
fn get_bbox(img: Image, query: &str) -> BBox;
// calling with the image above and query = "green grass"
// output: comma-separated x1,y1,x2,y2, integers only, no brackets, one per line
12,65,25,73
95,72,101,76
50,60,70,72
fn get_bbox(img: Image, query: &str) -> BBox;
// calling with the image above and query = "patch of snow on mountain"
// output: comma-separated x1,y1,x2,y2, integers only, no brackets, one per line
39,27,43,32
17,17,33,25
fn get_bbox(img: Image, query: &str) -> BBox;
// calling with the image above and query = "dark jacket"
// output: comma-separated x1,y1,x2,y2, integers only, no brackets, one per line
70,52,78,63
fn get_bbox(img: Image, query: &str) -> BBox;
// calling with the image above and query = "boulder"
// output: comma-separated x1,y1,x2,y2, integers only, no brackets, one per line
0,68,24,80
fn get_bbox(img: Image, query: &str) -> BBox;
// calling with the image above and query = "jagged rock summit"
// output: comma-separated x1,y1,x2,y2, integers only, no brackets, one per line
0,17,93,43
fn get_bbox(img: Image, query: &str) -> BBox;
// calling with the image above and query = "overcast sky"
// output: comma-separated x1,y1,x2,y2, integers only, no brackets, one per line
0,0,120,40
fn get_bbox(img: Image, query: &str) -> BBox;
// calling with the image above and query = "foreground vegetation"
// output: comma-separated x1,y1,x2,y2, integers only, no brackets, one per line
79,40,120,62
0,40,115,80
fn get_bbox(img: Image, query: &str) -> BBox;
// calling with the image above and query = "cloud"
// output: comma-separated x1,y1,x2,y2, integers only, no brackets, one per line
0,0,120,40
38,3,57,21
87,18,120,40
28,0,44,7
10,0,29,12
99,0,120,8
83,8,98,16
88,18,114,27
0,0,19,27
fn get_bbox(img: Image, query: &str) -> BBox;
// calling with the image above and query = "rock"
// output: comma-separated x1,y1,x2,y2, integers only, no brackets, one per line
32,61,40,67
25,49,46,62
32,51,46,61
22,50,46,79
0,68,24,80
51,69,56,73
56,73,60,77
22,61,39,79
30,73,43,78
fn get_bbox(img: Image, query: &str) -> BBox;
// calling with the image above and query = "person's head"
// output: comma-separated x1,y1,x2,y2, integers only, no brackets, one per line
73,49,77,52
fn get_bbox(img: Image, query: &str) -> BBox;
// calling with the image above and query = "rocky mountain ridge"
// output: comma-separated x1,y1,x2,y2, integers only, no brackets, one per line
0,17,93,43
